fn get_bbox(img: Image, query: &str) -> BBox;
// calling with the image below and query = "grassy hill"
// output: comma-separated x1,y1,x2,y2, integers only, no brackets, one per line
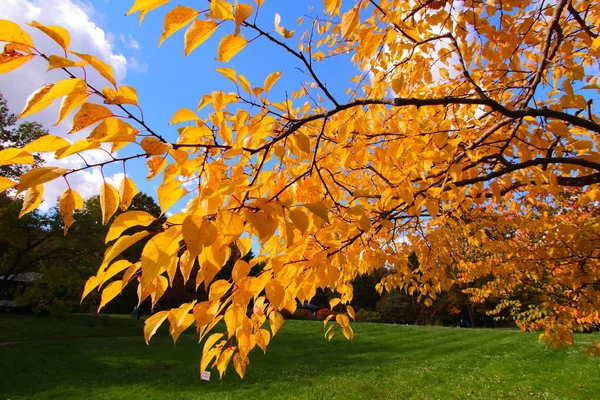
0,314,598,399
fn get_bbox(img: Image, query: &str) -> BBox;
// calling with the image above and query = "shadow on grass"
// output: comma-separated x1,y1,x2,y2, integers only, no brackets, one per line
1,318,598,400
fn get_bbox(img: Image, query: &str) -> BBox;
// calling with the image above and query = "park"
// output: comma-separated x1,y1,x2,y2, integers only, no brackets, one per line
1,0,600,397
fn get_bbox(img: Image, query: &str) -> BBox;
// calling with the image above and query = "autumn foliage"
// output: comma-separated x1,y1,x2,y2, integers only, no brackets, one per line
1,0,600,377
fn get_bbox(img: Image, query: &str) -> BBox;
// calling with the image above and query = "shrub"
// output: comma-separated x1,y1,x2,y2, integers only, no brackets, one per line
316,308,331,320
292,308,316,320
355,309,381,323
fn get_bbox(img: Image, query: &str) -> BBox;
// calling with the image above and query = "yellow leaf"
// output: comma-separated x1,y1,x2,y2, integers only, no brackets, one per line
215,67,237,84
295,132,311,153
274,13,294,39
71,52,116,87
216,34,247,63
141,226,181,283
342,325,354,340
169,108,200,124
234,3,254,35
0,176,17,193
289,208,309,233
56,90,89,126
46,55,86,71
269,310,284,336
89,118,138,142
217,347,235,378
126,0,171,24
17,167,66,193
347,305,355,320
20,78,87,119
233,352,249,378
19,184,43,218
263,71,282,92
101,260,132,286
28,21,70,50
265,279,285,309
98,280,122,312
81,274,103,302
182,215,217,256
224,304,246,337
255,328,270,353
336,313,350,328
169,313,194,343
141,137,173,155
209,280,232,302
232,259,251,283
68,103,114,133
425,198,439,217
102,86,138,105
4,43,32,54
100,182,119,225
209,0,234,20
22,135,70,153
0,148,34,166
121,261,141,289
304,202,330,223
218,210,244,244
341,7,360,39
159,5,199,46
59,188,83,235
143,310,170,343
184,19,219,56
105,211,155,243
54,139,99,160
119,176,138,211
157,180,186,214
0,52,33,74
246,210,277,242
101,231,150,268
0,20,34,47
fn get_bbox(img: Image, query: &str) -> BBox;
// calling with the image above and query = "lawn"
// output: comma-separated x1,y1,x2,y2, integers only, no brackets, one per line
0,314,598,400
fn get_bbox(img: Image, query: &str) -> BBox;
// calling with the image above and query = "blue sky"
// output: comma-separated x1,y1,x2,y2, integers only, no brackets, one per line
1,0,358,213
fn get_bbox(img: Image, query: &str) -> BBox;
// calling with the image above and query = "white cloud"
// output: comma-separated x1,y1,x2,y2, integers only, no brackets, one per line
0,0,131,208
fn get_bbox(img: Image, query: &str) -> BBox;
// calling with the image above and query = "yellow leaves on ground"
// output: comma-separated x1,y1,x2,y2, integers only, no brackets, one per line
19,78,87,119
69,103,113,133
102,86,138,105
59,188,83,235
0,148,34,166
341,7,360,39
28,21,70,50
159,5,199,47
216,34,247,62
71,52,116,87
19,185,43,218
0,20,34,47
184,19,219,56
119,176,138,210
0,176,17,193
105,211,155,243
47,55,86,71
100,182,119,225
141,137,172,155
182,215,217,256
17,166,66,193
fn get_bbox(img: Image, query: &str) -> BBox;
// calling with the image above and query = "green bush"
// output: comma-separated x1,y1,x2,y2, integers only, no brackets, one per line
355,309,381,322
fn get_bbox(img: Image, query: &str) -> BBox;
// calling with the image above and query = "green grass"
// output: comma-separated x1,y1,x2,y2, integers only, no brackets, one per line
0,314,598,399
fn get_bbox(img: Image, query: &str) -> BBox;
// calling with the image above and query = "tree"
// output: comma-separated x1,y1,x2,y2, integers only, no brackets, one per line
0,92,47,179
1,0,600,376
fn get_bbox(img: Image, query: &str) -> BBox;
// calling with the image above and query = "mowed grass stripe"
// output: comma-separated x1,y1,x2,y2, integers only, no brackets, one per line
0,315,598,399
